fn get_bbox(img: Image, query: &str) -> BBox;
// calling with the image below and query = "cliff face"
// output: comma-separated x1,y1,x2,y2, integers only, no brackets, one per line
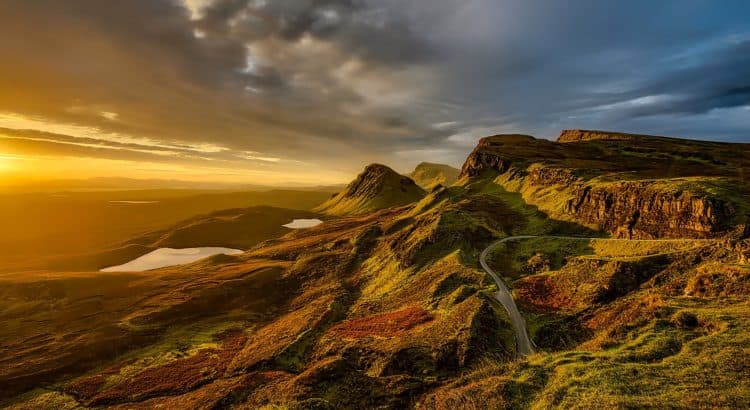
563,182,734,239
557,129,648,143
460,132,748,239
459,135,540,177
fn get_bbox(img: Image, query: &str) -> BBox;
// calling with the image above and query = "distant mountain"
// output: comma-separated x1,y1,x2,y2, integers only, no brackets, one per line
315,163,425,215
409,162,460,189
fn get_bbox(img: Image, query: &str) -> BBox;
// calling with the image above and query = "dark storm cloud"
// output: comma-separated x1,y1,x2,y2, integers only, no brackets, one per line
616,39,750,117
1,0,749,177
196,0,432,65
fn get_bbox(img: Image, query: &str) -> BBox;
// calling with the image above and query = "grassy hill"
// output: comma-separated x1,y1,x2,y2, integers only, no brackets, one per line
409,162,460,189
424,236,750,408
315,163,426,215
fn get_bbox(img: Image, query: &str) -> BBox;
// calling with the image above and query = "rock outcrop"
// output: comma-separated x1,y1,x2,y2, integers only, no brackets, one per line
557,129,654,143
563,182,735,239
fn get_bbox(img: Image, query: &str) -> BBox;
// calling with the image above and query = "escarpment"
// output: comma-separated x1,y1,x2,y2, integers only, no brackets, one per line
563,182,735,239
460,130,749,239
557,129,659,143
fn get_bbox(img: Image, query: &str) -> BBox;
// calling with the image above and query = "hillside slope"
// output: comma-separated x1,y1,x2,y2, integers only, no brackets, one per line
315,163,426,215
409,162,460,189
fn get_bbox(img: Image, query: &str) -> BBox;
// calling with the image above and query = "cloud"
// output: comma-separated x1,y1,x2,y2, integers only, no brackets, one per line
0,127,289,167
0,0,749,183
622,39,750,117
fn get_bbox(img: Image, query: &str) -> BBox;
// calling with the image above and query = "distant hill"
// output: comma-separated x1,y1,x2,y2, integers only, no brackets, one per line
0,189,333,273
315,163,425,215
409,162,460,189
134,206,321,250
51,205,321,271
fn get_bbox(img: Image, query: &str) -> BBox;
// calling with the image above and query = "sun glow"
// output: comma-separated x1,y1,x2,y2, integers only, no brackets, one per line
0,153,24,172
0,112,350,186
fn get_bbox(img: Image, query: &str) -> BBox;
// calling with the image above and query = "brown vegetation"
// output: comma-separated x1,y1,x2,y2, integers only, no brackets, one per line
330,306,434,338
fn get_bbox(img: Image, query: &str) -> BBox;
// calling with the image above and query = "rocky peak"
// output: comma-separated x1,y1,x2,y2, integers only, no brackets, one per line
344,163,417,199
315,163,425,215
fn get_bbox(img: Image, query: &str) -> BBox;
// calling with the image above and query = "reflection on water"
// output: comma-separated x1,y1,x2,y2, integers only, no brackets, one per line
283,218,323,229
100,247,243,272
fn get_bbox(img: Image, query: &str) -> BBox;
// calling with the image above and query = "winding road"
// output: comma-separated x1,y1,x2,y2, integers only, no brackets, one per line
480,236,539,356
480,235,712,357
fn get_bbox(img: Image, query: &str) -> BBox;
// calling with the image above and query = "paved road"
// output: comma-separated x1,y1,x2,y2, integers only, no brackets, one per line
479,235,713,357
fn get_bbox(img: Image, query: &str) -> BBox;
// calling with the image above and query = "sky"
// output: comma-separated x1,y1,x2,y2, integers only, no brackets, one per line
0,0,749,186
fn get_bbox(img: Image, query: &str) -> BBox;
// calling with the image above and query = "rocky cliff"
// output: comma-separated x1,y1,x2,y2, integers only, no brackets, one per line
557,129,658,143
460,131,749,239
563,182,735,239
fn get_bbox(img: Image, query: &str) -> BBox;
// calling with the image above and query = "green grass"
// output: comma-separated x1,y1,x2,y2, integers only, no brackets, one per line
472,175,598,237
420,233,750,408
524,298,750,409
487,238,594,280
487,237,706,281
422,296,750,409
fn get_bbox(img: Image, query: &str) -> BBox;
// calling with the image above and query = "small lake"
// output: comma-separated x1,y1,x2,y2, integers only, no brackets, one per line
100,247,243,272
283,218,323,229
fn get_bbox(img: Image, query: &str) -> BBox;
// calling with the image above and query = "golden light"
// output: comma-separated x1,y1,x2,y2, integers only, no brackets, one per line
0,154,17,171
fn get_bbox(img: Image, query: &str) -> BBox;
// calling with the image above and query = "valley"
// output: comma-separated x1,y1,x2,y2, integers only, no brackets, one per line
0,189,333,273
